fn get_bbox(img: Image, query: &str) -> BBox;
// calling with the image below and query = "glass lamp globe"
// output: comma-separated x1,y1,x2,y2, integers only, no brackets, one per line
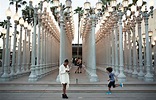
84,1,91,11
148,31,153,37
154,36,156,42
111,0,117,7
135,11,139,17
24,21,28,28
6,7,12,17
108,6,113,13
13,13,19,21
105,10,110,17
142,33,146,39
141,5,146,12
29,0,33,2
122,0,129,8
96,1,102,11
53,0,59,7
149,0,154,7
2,28,6,35
127,10,131,17
137,0,143,7
43,1,48,8
131,5,136,12
66,0,72,8
19,18,24,25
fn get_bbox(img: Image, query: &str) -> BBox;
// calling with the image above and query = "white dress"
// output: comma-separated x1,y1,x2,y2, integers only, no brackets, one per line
59,64,70,88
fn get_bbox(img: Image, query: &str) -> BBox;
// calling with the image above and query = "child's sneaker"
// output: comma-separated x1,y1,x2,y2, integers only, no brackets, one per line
120,83,123,87
106,91,112,94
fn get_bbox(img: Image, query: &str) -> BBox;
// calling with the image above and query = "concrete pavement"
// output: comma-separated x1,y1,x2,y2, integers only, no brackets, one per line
0,93,156,100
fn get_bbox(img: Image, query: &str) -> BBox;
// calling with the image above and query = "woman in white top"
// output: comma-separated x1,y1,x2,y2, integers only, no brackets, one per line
59,59,70,99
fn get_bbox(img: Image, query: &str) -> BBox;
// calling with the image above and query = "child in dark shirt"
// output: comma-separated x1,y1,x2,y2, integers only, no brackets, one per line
106,67,123,94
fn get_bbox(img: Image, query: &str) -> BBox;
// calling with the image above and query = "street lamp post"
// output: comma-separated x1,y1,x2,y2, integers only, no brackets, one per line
10,13,19,79
148,31,153,74
137,13,144,79
28,6,38,81
16,18,24,76
1,7,12,81
131,5,138,77
154,36,156,74
27,24,32,72
0,29,6,75
140,0,154,82
22,21,28,73
117,1,129,82
29,0,45,81
142,33,146,72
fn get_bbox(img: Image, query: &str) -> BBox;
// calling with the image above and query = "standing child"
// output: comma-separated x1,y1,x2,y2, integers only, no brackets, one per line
106,67,123,94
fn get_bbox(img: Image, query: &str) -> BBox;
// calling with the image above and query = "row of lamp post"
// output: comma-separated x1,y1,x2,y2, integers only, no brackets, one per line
95,0,155,82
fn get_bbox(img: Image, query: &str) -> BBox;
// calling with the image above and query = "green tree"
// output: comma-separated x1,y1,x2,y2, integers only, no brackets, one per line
9,0,27,13
0,20,7,28
22,6,34,25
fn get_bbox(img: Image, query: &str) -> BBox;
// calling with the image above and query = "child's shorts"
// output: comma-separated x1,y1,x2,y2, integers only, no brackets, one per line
108,81,115,88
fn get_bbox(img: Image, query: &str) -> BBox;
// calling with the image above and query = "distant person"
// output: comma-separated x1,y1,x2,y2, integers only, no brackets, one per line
59,59,70,99
75,58,82,73
106,67,123,94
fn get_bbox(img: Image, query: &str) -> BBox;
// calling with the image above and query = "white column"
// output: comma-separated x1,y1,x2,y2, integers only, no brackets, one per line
22,27,27,73
36,13,41,78
10,20,18,78
143,13,154,82
16,25,23,75
131,22,138,77
114,23,119,76
89,14,99,82
1,16,11,81
124,31,128,73
127,30,133,74
137,16,144,79
117,11,126,82
29,7,38,82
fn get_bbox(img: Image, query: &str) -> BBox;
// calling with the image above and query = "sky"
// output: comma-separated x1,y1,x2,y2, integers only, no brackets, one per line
0,0,156,48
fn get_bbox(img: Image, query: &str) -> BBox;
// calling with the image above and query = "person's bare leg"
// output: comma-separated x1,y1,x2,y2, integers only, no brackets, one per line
80,68,82,73
108,87,111,92
63,84,67,94
115,84,120,87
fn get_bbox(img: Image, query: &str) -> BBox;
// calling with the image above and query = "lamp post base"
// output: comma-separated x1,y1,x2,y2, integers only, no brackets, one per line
0,74,10,82
28,65,37,82
118,73,126,83
132,71,138,78
144,73,154,82
90,75,99,82
138,71,144,80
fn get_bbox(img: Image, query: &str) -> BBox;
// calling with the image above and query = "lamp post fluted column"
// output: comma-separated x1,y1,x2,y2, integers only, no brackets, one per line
114,22,119,76
1,9,11,81
37,11,41,78
117,10,126,82
143,10,154,82
154,39,156,74
29,7,38,82
1,33,6,75
10,19,18,78
17,19,24,76
131,20,138,77
89,14,99,82
27,28,31,72
137,16,144,79
22,22,28,73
